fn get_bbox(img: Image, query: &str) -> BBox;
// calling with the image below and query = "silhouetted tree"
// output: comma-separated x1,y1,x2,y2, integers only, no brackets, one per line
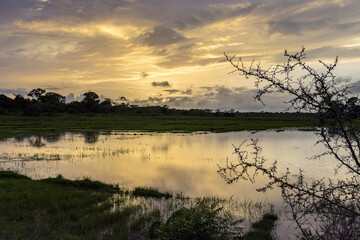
41,92,66,105
13,94,28,112
0,94,15,114
82,91,100,112
219,47,360,239
345,97,360,119
27,88,46,102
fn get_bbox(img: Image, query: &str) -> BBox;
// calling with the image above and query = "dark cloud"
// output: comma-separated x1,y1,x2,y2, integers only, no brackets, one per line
46,87,60,91
158,54,192,68
172,1,259,30
152,81,170,87
155,43,214,68
268,20,303,36
272,46,360,63
163,89,193,95
138,27,187,47
182,89,192,95
306,46,360,60
164,89,180,94
153,48,168,56
164,97,192,107
336,77,352,85
335,21,360,31
267,19,328,36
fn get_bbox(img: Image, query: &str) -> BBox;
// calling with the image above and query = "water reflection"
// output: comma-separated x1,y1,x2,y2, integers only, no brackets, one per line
0,130,335,206
83,132,100,144
29,136,46,148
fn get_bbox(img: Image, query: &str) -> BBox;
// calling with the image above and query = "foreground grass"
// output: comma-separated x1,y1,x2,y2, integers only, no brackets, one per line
0,171,277,240
0,114,319,139
0,171,157,240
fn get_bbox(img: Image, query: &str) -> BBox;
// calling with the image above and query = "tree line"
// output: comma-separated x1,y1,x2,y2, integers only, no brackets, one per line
0,88,226,116
1,87,359,117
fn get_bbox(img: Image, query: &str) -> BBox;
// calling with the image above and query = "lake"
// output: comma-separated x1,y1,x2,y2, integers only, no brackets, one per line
0,130,335,203
1,129,344,238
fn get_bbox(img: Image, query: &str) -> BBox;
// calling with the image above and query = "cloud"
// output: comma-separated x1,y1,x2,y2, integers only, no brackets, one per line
152,81,171,87
182,89,192,95
132,85,290,112
267,20,303,36
137,27,187,47
349,80,360,94
336,77,352,85
164,89,180,94
66,93,83,103
1,0,360,112
157,54,193,68
0,88,28,97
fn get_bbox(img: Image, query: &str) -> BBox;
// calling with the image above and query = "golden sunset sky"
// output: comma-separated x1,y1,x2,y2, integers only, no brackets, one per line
1,0,360,111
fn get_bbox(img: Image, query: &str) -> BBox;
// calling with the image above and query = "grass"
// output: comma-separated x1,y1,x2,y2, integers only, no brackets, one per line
132,187,172,199
0,170,278,240
243,213,278,240
0,114,320,139
0,171,157,240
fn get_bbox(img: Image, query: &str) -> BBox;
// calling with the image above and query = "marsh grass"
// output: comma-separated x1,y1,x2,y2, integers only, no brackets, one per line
0,171,159,240
0,145,132,164
132,187,172,199
0,171,276,239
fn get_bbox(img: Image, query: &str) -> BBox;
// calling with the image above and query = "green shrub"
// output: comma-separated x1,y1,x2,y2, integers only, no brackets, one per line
148,198,243,240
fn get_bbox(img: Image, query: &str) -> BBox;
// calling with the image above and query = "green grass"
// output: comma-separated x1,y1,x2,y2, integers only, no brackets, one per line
0,171,159,240
0,170,278,240
132,187,172,199
0,114,319,139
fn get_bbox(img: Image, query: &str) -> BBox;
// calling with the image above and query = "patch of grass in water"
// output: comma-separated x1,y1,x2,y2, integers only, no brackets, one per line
132,187,172,199
41,174,119,192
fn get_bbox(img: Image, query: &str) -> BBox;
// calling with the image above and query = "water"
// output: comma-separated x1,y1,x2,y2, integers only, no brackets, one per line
0,130,334,200
0,130,340,238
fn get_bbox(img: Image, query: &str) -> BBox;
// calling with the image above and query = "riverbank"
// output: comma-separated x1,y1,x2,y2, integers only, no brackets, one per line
0,170,277,240
0,114,318,139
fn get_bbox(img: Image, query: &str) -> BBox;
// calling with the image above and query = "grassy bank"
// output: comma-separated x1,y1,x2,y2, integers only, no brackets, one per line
0,171,277,240
0,114,318,139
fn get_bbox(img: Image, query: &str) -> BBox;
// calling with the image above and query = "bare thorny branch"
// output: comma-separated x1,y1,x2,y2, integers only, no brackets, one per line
219,47,360,239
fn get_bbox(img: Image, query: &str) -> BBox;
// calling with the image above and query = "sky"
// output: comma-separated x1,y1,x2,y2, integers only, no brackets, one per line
0,0,360,111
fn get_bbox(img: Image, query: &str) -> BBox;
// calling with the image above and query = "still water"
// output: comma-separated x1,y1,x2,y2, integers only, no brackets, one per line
0,130,335,205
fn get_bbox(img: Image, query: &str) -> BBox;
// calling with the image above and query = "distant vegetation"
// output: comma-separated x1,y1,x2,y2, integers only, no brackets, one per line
1,88,359,117
0,114,322,140
0,88,215,116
